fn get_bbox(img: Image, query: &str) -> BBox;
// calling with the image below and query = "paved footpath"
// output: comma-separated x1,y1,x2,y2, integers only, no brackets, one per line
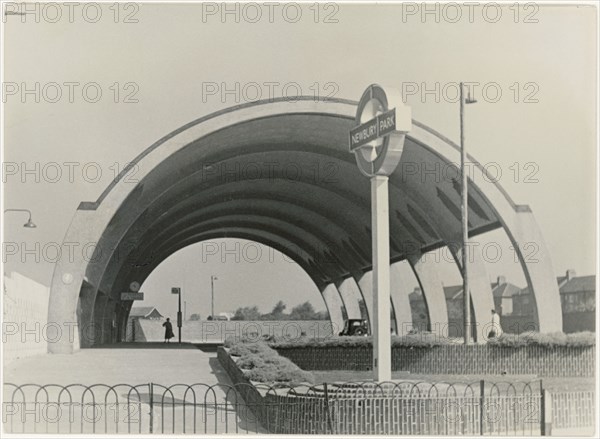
3,343,264,434
4,343,227,386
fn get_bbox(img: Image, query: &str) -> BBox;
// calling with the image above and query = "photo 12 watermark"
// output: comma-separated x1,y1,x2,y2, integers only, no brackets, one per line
2,2,140,24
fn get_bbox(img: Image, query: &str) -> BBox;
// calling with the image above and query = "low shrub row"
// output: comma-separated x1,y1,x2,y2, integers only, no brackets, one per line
264,331,596,349
486,331,595,347
224,337,313,385
268,333,446,349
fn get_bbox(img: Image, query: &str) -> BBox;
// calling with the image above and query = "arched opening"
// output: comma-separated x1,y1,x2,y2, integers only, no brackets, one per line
127,238,329,342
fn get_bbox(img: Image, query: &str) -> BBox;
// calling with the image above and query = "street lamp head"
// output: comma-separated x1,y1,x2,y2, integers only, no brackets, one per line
4,208,37,228
24,218,37,228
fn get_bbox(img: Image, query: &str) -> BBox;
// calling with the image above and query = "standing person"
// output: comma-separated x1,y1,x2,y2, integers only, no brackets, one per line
488,309,503,339
163,318,175,343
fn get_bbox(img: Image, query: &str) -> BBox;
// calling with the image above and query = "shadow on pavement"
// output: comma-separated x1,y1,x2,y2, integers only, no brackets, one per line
90,342,198,349
209,357,234,385
90,342,222,350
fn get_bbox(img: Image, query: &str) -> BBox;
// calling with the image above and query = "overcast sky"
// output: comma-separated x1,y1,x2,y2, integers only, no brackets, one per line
2,2,597,318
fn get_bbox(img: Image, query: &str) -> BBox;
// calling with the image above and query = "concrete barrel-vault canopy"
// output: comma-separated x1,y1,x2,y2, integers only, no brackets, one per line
47,97,562,353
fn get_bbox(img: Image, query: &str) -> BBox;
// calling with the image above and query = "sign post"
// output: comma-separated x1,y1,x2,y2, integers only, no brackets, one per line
349,84,411,381
172,287,182,343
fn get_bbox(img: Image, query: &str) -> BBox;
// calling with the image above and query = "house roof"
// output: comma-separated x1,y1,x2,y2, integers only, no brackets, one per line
408,289,423,302
408,274,595,300
492,282,521,298
129,306,162,318
514,274,595,297
560,275,596,294
443,285,463,300
443,281,522,301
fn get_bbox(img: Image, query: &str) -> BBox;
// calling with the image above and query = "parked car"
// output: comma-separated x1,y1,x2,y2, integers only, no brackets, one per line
339,319,369,336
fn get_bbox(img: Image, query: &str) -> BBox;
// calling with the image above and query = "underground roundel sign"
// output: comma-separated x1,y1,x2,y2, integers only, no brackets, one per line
349,84,412,177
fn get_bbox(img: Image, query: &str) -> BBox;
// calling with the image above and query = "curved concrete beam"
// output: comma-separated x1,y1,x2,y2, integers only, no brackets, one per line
321,283,345,335
449,244,496,342
390,261,414,336
408,252,449,335
335,277,364,320
507,210,562,332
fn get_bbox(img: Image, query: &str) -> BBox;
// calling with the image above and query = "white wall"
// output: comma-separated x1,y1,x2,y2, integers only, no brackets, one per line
3,271,50,363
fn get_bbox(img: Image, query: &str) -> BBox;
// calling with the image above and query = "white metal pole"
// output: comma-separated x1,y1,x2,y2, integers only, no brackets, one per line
371,174,392,381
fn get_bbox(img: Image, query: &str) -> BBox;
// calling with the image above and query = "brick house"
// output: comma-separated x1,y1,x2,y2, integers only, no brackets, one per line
514,270,596,333
408,270,595,334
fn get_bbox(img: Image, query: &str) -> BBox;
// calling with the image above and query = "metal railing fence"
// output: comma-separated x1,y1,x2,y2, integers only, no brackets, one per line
1,380,554,435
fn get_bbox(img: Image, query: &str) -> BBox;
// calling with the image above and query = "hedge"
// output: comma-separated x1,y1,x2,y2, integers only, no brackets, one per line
265,331,596,349
224,337,313,385
486,331,596,348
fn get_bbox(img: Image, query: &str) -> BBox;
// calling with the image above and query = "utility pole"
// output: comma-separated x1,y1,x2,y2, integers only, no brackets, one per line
460,82,477,344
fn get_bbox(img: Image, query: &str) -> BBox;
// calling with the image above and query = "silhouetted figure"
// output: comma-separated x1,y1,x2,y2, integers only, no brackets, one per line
163,318,175,343
488,309,503,339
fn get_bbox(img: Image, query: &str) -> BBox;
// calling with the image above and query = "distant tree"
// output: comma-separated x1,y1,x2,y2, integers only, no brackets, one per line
263,300,287,320
232,306,262,321
189,313,201,321
272,300,286,316
289,302,318,320
314,310,330,320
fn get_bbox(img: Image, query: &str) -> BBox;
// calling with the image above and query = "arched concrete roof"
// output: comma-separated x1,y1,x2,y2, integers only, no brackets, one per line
47,97,562,353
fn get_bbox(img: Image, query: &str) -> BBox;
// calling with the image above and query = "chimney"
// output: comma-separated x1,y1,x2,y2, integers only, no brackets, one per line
566,269,576,281
497,276,506,286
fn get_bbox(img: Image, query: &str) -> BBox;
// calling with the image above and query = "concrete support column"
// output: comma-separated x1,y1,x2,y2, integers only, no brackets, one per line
91,294,108,346
451,245,495,342
390,261,414,336
321,283,345,336
121,301,133,341
77,282,96,348
101,299,116,344
408,252,449,336
335,277,364,320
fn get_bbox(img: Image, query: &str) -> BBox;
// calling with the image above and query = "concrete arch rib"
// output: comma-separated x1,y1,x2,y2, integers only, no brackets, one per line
321,283,346,335
408,253,449,335
335,277,364,321
449,244,496,342
390,261,413,336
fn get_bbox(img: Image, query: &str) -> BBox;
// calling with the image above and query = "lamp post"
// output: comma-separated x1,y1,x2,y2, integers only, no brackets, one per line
460,82,477,345
4,209,37,228
211,275,218,319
